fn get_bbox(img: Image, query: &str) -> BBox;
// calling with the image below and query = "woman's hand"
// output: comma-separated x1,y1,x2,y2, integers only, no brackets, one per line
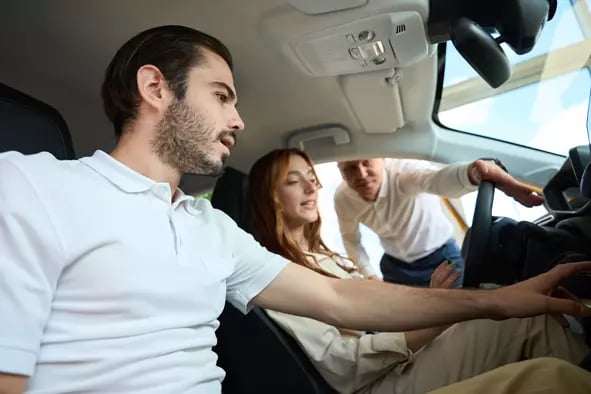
430,261,462,289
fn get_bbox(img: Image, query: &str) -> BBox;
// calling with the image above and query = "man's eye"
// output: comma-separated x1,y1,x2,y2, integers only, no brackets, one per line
216,93,228,103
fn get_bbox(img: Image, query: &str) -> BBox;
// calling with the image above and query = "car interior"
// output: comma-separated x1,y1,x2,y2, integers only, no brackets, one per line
2,0,591,392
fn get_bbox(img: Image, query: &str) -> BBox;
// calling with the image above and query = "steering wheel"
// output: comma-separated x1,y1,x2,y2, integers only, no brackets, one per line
463,181,496,287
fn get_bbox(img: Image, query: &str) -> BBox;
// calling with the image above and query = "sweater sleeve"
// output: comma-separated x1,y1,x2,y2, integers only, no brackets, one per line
395,160,477,198
266,309,411,393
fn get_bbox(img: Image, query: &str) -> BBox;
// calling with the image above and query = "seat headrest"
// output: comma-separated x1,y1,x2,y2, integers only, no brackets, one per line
0,82,75,159
210,167,251,232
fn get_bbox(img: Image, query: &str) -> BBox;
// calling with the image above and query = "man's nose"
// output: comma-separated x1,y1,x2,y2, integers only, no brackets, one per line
353,166,367,180
228,107,245,131
359,166,368,178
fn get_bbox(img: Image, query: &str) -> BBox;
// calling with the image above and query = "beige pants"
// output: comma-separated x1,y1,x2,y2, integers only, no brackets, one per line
429,357,591,394
367,315,588,394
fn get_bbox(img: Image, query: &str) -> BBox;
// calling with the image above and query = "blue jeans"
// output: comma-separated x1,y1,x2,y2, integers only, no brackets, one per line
380,239,464,287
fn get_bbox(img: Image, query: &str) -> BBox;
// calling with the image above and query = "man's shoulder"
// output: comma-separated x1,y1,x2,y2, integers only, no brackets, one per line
334,181,352,201
0,151,87,197
0,150,78,175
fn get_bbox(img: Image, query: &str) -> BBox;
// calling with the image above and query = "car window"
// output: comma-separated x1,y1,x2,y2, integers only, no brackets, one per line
436,1,591,156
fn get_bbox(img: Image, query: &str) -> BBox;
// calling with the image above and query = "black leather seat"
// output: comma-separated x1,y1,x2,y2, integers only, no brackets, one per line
211,167,337,394
0,82,75,158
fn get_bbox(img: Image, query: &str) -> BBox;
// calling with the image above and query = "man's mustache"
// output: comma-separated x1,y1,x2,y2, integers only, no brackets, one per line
218,131,237,144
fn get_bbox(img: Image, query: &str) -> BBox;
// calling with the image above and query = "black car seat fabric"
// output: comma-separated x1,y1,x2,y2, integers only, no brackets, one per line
0,82,75,158
211,167,337,394
210,167,251,232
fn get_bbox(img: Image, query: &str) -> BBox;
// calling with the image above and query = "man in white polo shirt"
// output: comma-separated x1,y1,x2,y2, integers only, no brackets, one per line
335,158,541,286
0,25,590,394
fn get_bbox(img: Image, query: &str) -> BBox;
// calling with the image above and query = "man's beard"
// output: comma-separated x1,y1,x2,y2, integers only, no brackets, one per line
151,99,233,176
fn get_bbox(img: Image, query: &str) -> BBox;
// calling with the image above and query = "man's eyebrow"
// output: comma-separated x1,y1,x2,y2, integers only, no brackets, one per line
210,81,237,104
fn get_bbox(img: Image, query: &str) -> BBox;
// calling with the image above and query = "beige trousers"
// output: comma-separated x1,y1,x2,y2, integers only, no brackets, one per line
429,357,591,394
367,315,588,394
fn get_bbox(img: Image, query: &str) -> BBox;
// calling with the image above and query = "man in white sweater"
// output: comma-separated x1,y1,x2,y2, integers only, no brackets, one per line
334,158,543,285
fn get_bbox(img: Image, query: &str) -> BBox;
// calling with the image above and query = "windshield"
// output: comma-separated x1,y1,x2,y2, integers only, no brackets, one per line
436,0,591,156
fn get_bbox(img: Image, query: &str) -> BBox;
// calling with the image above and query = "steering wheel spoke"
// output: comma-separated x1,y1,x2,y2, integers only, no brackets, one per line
463,181,495,287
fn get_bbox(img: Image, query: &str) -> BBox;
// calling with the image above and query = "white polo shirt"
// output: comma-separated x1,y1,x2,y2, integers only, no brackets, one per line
334,159,476,274
0,150,288,393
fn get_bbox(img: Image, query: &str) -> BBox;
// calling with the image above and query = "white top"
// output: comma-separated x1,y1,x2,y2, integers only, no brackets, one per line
334,159,476,275
266,253,411,393
0,150,288,393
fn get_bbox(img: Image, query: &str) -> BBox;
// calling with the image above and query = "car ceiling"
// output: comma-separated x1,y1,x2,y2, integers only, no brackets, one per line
0,0,564,193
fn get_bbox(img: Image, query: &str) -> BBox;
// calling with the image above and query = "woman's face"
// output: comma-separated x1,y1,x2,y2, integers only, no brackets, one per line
275,154,320,229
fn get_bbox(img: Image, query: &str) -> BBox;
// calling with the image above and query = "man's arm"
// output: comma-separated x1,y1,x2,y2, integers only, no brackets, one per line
339,220,373,276
0,156,65,381
467,159,544,207
334,193,376,277
252,261,591,333
0,374,27,394
397,159,543,207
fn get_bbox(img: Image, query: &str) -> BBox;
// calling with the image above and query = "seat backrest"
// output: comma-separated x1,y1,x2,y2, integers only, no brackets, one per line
0,82,75,158
210,167,251,232
211,167,336,394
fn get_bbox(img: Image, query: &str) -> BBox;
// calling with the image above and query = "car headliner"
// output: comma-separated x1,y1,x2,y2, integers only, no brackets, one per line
0,0,564,193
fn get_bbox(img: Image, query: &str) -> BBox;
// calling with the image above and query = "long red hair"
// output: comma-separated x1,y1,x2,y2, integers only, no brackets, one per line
248,148,356,278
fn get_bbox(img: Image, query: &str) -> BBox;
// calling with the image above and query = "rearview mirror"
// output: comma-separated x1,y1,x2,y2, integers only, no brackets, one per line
450,18,511,88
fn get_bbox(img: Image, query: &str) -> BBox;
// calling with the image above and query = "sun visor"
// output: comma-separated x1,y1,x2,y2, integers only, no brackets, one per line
339,68,405,133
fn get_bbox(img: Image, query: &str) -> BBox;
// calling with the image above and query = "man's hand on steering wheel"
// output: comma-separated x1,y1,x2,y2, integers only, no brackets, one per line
467,159,544,207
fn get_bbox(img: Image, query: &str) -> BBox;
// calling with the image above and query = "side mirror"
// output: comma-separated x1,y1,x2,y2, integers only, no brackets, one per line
450,18,511,88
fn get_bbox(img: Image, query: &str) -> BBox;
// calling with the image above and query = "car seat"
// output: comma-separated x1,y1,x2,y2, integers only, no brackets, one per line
0,82,75,158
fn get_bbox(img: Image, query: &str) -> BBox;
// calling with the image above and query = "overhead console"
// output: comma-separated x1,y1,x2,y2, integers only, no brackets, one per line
264,1,432,77
287,12,429,76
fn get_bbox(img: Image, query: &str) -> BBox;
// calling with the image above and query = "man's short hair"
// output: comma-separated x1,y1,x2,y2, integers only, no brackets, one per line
101,25,232,137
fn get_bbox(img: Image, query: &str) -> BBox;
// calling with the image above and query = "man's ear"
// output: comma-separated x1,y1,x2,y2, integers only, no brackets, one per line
136,64,173,113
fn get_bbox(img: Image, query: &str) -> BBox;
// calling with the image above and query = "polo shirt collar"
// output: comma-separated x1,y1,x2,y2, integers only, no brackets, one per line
80,150,156,193
80,151,194,206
